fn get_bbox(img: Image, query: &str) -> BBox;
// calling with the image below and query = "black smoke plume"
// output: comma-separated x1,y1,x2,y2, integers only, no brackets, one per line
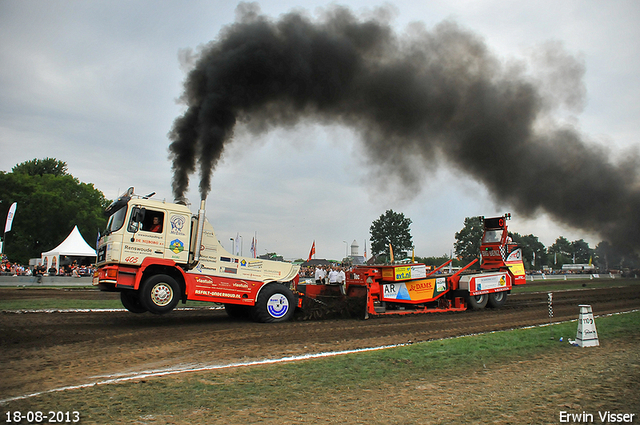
169,3,640,252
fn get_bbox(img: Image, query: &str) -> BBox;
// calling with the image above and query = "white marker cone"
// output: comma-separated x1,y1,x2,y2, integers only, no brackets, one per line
576,305,599,347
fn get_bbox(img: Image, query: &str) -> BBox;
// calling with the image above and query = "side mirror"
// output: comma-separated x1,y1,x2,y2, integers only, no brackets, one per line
129,207,146,241
134,207,146,223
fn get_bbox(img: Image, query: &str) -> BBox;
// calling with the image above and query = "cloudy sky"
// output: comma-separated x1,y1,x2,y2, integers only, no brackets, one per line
1,1,639,260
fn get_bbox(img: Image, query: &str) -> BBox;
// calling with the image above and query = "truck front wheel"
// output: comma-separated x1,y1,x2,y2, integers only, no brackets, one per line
252,284,296,323
121,290,147,313
140,274,180,314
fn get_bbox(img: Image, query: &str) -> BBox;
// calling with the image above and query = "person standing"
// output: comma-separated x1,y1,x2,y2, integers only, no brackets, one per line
337,267,346,294
328,266,339,284
314,266,325,284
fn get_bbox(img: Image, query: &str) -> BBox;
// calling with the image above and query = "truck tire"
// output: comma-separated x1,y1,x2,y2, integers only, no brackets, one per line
140,274,180,314
120,290,147,313
466,293,488,310
252,284,296,323
488,291,508,308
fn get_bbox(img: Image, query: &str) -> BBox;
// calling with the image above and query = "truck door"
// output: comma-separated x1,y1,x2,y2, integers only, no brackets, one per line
123,206,167,265
163,211,190,263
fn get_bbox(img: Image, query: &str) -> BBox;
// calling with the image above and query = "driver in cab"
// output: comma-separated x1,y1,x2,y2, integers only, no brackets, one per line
149,216,162,233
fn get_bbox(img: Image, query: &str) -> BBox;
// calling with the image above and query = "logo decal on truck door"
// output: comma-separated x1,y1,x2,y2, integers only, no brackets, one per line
170,215,186,235
170,239,184,254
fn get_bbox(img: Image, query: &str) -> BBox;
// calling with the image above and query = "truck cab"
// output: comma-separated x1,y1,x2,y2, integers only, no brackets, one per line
479,214,526,284
98,189,192,267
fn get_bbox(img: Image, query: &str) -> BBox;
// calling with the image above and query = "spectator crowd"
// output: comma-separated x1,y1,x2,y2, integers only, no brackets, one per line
299,265,348,285
0,254,94,277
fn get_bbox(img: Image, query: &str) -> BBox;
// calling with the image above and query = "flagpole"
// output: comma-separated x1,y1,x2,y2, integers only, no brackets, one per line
1,221,6,255
364,239,367,262
308,240,316,262
2,202,18,256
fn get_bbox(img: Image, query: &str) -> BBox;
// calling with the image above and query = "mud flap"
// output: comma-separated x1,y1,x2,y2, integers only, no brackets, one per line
364,286,369,320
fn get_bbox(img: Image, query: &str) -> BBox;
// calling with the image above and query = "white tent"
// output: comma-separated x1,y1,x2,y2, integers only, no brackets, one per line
41,225,96,272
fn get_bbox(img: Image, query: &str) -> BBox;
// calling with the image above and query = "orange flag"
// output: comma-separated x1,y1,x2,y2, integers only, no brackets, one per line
308,241,316,262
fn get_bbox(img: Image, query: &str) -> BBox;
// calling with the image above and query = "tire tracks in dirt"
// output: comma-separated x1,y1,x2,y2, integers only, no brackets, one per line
1,284,639,401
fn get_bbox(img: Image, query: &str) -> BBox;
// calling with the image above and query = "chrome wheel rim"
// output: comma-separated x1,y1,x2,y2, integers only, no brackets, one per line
151,283,173,306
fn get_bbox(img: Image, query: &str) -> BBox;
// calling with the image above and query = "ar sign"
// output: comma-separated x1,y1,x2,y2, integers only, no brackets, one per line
383,283,399,298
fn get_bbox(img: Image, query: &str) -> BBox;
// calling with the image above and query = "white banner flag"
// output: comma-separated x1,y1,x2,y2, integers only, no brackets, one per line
4,202,17,233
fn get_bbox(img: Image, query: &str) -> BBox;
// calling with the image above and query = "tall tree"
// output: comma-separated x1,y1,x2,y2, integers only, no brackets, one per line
454,216,483,266
571,239,594,264
12,158,68,177
510,233,546,269
547,236,573,268
0,159,110,264
369,210,413,260
548,236,572,256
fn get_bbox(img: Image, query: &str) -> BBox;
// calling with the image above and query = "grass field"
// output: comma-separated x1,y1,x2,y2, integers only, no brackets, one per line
2,309,639,424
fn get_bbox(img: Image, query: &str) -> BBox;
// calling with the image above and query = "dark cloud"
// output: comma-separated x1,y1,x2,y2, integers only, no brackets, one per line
169,3,639,251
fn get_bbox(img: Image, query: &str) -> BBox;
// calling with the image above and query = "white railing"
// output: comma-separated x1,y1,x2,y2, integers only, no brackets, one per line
527,273,618,281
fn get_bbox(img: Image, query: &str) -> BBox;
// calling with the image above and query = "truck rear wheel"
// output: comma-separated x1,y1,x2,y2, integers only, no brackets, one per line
252,284,295,323
140,274,180,315
466,293,488,310
488,291,508,308
121,290,146,313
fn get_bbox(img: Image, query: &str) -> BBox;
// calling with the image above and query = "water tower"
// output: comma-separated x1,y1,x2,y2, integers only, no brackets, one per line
350,240,359,256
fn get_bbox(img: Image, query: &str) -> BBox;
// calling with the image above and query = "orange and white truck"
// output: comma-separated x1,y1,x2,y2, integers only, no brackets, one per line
93,188,300,322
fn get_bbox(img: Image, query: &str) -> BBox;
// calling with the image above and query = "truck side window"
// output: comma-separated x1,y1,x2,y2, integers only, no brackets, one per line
127,208,164,233
143,211,164,233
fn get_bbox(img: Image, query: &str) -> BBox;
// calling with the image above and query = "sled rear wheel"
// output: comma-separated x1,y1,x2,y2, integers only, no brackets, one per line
488,291,508,308
466,293,488,310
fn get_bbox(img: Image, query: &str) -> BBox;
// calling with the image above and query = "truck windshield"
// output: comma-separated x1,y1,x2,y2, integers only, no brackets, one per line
105,205,127,235
482,229,503,243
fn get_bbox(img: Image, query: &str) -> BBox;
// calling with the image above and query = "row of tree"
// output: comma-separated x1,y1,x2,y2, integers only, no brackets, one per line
0,158,109,265
369,211,638,271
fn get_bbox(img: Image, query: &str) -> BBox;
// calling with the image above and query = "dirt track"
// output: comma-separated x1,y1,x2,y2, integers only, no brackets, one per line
1,282,639,401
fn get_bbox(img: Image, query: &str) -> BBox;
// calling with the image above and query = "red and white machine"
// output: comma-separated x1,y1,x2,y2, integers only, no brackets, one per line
297,214,526,318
